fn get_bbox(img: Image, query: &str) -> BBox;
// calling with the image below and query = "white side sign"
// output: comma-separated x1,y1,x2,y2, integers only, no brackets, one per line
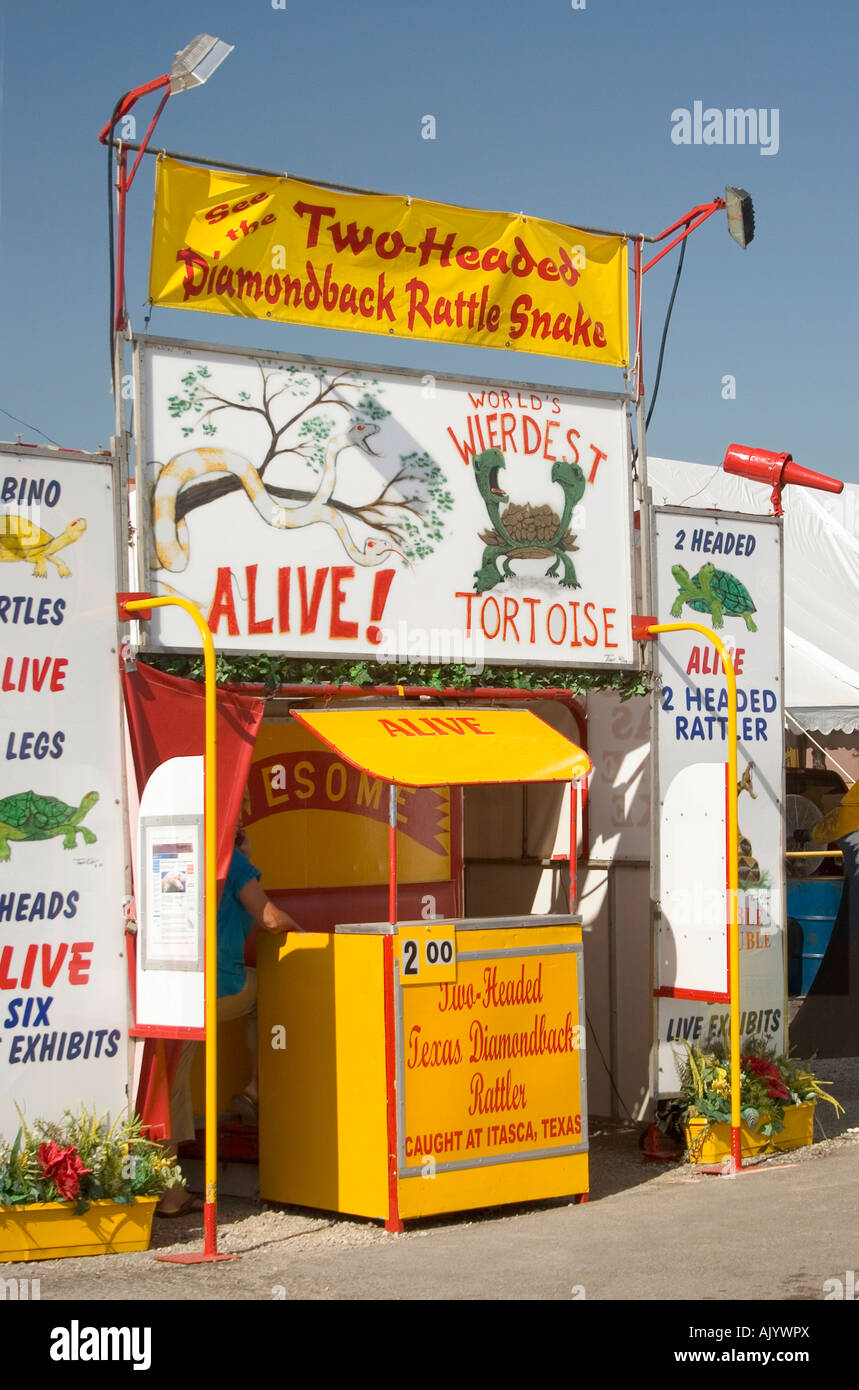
135,339,635,668
0,449,127,1138
653,507,785,1090
135,756,205,1032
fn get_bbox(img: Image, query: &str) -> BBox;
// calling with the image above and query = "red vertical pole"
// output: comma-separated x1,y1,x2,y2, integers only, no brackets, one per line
384,782,403,1231
114,147,129,334
569,781,578,913
382,935,402,1233
581,772,590,861
726,767,742,1174
388,783,398,926
634,237,643,400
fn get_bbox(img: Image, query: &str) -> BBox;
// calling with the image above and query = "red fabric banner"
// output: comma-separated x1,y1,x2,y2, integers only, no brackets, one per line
121,661,265,1139
122,661,264,883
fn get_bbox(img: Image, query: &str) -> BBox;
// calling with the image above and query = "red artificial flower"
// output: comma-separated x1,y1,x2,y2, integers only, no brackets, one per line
740,1055,790,1101
37,1141,91,1201
743,1056,782,1081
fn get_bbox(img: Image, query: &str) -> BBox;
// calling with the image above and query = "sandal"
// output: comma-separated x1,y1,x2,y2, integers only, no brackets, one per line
155,1192,205,1219
231,1092,259,1127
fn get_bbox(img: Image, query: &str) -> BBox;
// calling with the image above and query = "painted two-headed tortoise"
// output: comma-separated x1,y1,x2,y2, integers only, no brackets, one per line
670,563,757,631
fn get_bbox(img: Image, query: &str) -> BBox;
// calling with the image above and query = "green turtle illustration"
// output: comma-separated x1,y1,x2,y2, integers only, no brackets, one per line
0,790,98,861
0,515,87,578
670,562,757,631
471,448,586,594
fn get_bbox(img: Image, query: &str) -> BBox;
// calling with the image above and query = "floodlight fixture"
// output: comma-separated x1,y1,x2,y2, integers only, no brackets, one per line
169,35,234,94
725,186,755,250
99,34,233,143
642,187,755,275
99,35,233,335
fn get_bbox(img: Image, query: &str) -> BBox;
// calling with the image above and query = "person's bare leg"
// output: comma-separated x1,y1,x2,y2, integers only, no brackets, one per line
241,997,258,1105
225,980,260,1122
156,1144,197,1214
245,1054,258,1105
156,1042,201,1214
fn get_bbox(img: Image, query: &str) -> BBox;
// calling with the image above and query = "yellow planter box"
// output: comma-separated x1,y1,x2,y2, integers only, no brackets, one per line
0,1197,157,1263
684,1102,815,1164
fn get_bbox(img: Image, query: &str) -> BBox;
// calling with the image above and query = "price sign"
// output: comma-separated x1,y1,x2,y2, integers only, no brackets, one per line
397,925,457,985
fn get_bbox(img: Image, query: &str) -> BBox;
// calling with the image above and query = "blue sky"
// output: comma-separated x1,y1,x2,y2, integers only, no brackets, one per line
1,0,857,481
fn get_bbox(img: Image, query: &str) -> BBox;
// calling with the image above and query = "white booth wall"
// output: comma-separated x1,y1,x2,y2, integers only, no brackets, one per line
463,692,652,1120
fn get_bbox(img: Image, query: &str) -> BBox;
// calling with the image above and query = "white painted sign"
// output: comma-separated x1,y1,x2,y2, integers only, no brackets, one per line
134,339,635,668
140,822,201,969
653,507,785,1089
135,757,205,1032
0,448,127,1138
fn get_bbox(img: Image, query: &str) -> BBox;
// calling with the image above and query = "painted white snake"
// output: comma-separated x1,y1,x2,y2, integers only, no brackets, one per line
151,420,400,572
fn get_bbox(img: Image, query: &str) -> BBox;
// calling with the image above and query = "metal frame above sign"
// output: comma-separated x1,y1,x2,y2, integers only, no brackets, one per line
133,334,637,670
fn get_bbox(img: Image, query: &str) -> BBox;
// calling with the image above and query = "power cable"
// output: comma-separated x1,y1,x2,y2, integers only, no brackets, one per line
630,234,689,469
645,234,687,432
585,1008,636,1122
0,406,60,448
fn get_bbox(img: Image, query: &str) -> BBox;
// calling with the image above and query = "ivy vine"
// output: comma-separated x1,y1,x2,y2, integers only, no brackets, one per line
142,651,650,700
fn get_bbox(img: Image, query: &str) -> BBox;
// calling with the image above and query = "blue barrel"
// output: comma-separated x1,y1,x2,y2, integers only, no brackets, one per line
786,878,845,995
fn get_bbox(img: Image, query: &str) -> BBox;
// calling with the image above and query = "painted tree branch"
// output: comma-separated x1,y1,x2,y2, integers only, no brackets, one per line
163,366,444,562
175,474,407,542
183,366,368,478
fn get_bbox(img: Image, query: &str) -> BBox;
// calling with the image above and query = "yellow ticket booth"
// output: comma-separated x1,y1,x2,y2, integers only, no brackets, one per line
257,705,591,1230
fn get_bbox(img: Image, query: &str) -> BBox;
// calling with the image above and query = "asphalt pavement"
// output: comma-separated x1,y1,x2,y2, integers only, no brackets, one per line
4,1059,857,1307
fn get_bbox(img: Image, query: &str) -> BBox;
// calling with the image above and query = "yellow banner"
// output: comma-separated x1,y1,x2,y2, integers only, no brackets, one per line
149,158,629,367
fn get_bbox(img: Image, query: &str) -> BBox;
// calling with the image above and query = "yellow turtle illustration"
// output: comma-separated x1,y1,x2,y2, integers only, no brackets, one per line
0,515,86,578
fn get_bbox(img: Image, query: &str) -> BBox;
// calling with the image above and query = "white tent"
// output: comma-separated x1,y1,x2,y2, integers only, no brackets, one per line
647,457,859,738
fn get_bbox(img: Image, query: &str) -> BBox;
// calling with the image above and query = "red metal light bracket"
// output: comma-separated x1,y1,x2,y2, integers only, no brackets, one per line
117,591,152,622
631,615,657,642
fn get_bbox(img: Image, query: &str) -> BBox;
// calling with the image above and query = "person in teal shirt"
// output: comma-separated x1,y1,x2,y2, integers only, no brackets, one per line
158,825,298,1216
216,827,298,1121
217,844,265,999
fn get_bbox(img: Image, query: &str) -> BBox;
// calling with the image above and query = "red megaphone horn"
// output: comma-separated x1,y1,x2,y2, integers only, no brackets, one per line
722,444,843,516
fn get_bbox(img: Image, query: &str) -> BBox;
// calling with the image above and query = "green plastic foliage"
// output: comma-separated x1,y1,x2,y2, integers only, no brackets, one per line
145,652,650,700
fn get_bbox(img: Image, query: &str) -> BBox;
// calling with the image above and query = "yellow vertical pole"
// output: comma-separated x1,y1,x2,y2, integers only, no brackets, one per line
647,620,741,1173
123,595,238,1260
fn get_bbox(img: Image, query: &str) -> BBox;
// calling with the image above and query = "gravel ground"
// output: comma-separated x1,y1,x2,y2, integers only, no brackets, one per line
4,1057,858,1301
